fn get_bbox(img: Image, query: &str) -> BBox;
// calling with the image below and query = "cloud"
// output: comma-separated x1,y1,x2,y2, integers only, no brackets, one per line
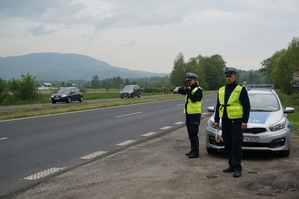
28,25,55,35
0,0,298,73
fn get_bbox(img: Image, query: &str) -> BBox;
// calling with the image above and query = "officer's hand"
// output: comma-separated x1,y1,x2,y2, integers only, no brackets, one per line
184,81,189,87
214,122,219,128
241,122,247,130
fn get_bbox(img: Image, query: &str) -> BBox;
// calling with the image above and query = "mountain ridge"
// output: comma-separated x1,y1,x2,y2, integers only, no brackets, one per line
0,52,168,81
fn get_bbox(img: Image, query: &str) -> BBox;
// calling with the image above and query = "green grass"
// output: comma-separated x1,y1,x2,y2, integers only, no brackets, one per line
1,89,169,105
276,91,299,131
0,94,184,121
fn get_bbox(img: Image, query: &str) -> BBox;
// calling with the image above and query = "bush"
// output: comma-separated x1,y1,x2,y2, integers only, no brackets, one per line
0,79,9,104
79,86,87,93
7,73,38,101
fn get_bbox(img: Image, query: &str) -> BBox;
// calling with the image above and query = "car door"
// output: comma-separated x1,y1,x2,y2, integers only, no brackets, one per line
74,88,80,101
70,88,76,101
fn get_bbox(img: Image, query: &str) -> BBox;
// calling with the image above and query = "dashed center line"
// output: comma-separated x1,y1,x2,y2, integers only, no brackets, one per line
23,167,66,180
116,140,136,146
0,137,8,141
115,112,143,118
174,122,184,125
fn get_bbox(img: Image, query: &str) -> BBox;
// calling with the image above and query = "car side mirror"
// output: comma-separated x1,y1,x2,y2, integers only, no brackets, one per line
207,106,215,112
284,107,295,113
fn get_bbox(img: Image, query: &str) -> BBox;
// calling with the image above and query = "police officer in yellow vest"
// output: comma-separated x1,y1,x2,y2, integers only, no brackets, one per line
214,67,250,177
178,72,203,158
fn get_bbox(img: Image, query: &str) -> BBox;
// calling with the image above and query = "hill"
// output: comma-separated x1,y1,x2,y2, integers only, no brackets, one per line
0,53,168,81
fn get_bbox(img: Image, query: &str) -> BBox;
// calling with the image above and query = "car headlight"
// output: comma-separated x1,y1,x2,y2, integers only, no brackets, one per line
269,117,286,131
51,95,54,98
61,94,67,97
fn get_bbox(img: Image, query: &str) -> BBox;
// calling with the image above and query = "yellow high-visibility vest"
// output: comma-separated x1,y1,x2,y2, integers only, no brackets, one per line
218,85,243,119
184,87,203,114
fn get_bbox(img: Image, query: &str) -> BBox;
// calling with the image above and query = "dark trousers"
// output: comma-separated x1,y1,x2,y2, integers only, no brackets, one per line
185,114,201,155
222,119,243,171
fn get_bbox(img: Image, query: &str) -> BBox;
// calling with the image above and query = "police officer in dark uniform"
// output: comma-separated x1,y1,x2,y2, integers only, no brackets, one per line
178,73,203,158
214,67,250,177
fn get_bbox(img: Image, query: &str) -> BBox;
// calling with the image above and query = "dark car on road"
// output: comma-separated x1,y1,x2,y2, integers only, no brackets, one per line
173,86,180,94
51,87,83,104
120,85,141,98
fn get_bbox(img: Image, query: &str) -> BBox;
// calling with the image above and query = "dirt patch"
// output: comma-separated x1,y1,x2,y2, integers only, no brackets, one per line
12,116,299,199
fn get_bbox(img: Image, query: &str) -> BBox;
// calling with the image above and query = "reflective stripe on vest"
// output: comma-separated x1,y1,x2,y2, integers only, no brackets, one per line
184,87,203,114
218,85,243,119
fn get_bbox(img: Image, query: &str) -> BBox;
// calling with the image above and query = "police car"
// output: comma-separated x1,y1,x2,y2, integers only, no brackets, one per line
205,86,295,157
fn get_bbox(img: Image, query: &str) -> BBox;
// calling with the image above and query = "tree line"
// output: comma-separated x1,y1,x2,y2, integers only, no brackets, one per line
170,36,299,94
169,53,269,90
261,37,299,94
1,36,297,104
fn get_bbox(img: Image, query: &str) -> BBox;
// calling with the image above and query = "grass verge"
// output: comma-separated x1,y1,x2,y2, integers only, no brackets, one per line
0,95,183,121
276,91,299,131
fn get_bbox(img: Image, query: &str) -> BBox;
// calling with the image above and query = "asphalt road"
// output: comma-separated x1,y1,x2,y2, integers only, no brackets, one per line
0,95,217,198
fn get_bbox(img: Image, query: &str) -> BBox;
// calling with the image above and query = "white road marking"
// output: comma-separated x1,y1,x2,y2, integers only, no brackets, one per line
116,140,136,146
160,126,172,130
174,122,184,125
0,137,8,141
176,103,184,106
142,132,157,137
80,151,108,160
23,167,66,180
115,112,143,118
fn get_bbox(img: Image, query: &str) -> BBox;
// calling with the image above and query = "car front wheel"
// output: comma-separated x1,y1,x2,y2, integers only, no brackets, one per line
279,146,290,157
79,96,83,102
206,147,217,154
66,97,71,103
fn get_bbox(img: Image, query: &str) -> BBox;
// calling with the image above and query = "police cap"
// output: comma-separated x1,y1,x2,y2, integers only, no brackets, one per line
223,67,237,74
186,72,198,81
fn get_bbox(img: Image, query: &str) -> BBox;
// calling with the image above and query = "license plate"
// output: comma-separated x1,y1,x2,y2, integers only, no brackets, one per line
55,98,60,100
243,136,260,142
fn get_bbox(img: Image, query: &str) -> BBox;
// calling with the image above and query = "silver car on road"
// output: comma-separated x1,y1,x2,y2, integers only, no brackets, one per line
206,87,295,157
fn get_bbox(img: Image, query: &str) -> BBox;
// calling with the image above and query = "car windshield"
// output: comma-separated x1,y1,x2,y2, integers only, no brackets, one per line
122,85,134,91
57,88,71,94
248,93,279,112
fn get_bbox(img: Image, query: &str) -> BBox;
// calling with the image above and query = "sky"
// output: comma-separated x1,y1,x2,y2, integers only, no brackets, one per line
0,0,298,74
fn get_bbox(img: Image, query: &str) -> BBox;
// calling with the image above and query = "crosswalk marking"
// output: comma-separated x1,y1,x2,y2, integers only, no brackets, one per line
80,151,108,160
23,167,66,180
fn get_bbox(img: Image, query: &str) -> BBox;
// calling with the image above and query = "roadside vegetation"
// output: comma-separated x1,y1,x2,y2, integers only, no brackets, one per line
0,94,184,121
0,37,298,129
276,91,299,131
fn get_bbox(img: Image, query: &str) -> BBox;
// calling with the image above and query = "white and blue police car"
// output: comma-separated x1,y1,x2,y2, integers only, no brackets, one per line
205,86,295,157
